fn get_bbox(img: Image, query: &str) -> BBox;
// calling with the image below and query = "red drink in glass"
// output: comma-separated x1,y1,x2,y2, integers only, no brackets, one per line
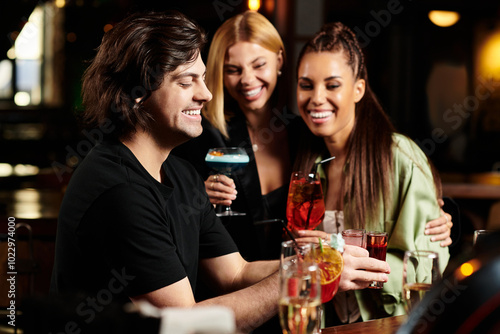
286,172,325,231
317,260,341,303
366,231,388,289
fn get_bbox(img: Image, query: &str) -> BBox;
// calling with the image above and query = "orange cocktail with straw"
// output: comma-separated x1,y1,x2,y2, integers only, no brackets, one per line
286,172,325,231
306,240,343,303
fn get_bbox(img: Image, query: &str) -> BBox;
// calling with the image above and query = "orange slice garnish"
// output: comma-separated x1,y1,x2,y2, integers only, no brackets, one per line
308,246,343,285
209,151,224,156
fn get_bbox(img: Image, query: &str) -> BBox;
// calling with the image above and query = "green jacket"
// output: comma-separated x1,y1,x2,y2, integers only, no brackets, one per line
318,133,450,320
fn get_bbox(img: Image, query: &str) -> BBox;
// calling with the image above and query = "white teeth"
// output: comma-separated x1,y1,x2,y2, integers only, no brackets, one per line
183,109,201,116
310,111,333,118
243,87,262,97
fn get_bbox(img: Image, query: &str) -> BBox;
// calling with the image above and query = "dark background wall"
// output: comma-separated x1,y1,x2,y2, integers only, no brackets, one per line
1,0,499,176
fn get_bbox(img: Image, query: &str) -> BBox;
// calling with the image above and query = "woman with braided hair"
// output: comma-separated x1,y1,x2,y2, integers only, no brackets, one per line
293,22,451,325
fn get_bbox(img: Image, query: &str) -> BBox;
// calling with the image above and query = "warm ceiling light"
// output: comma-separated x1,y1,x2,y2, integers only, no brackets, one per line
55,0,65,8
248,0,261,11
428,10,460,27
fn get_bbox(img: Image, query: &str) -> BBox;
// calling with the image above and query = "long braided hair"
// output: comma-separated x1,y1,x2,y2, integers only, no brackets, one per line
294,22,395,228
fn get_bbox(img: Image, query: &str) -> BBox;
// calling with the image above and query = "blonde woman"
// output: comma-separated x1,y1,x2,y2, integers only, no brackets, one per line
173,11,301,262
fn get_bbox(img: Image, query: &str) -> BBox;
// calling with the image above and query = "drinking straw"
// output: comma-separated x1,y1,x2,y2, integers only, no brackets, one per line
280,219,299,248
309,156,336,178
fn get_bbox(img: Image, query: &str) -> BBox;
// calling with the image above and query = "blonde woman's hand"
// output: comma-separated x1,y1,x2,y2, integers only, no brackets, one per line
204,174,237,206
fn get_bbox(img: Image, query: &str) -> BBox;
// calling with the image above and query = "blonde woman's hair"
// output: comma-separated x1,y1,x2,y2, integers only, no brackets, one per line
204,11,285,138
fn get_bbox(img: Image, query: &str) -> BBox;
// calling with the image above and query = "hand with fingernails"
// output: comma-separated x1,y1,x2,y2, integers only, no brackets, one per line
293,229,391,292
204,174,238,207
425,199,453,247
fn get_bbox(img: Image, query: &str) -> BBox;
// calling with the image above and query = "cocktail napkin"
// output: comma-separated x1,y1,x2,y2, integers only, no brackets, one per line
132,301,236,334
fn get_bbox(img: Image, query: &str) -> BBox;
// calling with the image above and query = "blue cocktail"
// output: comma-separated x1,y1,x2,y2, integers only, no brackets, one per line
205,150,249,175
205,147,249,216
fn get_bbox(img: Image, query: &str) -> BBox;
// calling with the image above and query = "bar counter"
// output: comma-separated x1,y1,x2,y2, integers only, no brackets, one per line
442,182,500,199
322,315,407,334
441,171,500,200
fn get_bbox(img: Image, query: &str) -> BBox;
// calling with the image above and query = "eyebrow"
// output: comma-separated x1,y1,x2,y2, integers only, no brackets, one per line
225,57,266,67
171,71,206,80
298,76,342,81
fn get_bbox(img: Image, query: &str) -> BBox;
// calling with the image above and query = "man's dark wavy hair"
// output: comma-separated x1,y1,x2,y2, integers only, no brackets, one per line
81,10,207,139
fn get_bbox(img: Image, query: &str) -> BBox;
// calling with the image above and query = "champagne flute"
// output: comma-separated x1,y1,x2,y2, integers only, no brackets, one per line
205,147,249,217
280,240,343,333
280,240,312,268
402,250,441,313
279,248,322,334
286,171,325,231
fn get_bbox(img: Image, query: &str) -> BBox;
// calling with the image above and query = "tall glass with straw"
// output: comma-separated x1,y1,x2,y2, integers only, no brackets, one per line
285,157,334,231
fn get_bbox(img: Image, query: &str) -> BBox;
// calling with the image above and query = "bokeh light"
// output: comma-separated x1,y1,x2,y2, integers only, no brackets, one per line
428,10,460,27
248,0,261,11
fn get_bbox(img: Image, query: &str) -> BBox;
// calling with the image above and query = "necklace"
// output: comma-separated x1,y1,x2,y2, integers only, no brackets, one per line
247,118,279,153
247,122,263,153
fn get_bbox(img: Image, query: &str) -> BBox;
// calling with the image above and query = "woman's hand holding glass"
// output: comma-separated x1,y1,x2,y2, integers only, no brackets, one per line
339,245,390,292
293,231,390,293
204,174,237,206
205,147,249,216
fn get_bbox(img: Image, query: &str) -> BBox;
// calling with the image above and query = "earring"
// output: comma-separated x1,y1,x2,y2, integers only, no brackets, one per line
277,70,282,77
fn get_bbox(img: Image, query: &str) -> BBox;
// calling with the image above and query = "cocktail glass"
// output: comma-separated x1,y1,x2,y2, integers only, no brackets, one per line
306,242,343,304
205,147,249,217
286,171,325,231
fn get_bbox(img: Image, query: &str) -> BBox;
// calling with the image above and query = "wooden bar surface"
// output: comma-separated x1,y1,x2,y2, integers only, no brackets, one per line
321,315,407,334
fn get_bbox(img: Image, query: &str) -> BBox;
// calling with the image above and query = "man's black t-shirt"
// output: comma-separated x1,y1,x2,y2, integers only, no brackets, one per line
50,140,238,302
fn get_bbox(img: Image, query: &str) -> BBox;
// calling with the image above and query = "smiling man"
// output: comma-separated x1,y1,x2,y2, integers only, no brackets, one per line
50,11,279,333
